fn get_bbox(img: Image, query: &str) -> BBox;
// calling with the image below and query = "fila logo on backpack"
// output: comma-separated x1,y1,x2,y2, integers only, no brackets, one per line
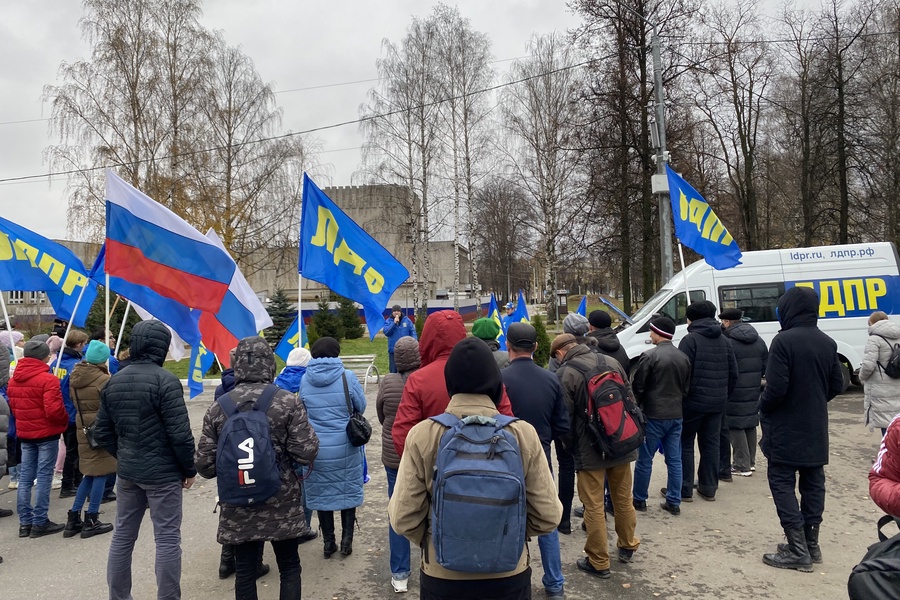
567,358,645,460
216,385,282,506
429,413,527,574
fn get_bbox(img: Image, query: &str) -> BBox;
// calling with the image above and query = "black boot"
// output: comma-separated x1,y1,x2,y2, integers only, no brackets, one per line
778,524,822,564
319,511,337,559
340,508,356,556
763,528,813,572
219,544,235,579
63,510,83,538
81,512,113,538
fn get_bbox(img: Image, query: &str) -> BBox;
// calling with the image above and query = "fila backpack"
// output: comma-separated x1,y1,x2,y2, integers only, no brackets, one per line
429,413,526,574
216,384,281,506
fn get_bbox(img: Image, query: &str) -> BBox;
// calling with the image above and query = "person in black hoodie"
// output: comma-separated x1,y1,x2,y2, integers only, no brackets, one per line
759,287,843,572
587,310,631,376
94,320,197,600
678,302,738,502
719,308,768,478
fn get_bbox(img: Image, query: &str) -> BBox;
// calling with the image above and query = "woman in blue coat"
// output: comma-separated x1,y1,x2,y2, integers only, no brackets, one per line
300,337,366,559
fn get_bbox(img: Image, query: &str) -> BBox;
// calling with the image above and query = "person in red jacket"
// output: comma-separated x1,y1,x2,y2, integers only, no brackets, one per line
870,413,900,517
391,310,514,458
7,340,69,538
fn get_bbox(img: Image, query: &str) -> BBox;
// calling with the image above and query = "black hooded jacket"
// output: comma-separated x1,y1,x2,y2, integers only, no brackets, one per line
94,320,197,485
759,287,843,467
586,328,631,376
678,317,738,413
723,322,769,429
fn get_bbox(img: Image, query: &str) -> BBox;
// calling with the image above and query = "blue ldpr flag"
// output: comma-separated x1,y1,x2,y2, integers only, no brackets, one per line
510,290,530,324
666,165,742,270
300,174,410,339
0,216,97,326
187,343,216,399
577,297,587,317
275,316,309,363
488,293,506,348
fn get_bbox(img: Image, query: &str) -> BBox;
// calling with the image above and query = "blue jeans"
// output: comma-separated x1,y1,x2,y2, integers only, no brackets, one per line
385,466,410,579
73,475,107,514
17,438,59,525
388,352,397,374
537,529,564,593
633,418,683,507
107,478,183,600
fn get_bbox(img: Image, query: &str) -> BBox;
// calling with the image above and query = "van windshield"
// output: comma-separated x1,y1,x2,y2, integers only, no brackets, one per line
622,289,672,328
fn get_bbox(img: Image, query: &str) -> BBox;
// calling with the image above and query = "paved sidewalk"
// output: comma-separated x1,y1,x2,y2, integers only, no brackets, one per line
0,388,886,599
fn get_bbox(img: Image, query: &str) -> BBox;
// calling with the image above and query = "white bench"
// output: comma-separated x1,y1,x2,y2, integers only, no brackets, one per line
340,354,380,393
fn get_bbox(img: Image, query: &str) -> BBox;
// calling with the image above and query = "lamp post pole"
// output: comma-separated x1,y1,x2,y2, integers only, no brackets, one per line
651,23,674,283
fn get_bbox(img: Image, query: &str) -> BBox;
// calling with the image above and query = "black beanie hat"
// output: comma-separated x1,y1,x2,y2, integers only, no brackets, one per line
310,336,341,358
588,310,612,329
444,337,503,406
685,301,712,321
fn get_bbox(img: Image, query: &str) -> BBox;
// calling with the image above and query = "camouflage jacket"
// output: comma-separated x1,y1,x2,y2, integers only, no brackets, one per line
195,337,319,544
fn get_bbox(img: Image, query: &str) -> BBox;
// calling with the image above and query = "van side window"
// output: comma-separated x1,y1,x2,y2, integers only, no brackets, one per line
719,283,784,322
655,291,707,327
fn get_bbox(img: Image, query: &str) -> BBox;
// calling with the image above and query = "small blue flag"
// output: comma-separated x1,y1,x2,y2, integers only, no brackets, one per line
510,290,530,325
666,165,742,270
187,343,216,399
577,297,587,317
275,316,309,363
0,216,97,326
299,174,410,340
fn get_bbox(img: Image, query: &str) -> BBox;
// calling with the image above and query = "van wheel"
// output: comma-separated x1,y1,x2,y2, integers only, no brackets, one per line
840,363,851,394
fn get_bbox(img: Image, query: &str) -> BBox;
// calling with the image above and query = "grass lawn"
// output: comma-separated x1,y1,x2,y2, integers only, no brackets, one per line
163,335,389,381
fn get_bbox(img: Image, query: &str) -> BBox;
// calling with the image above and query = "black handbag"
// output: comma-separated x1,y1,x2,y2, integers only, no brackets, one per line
343,373,371,447
72,388,102,450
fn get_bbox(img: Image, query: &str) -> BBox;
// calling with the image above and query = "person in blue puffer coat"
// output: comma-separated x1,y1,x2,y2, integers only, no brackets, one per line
383,305,417,373
56,330,89,498
274,347,311,394
300,337,366,560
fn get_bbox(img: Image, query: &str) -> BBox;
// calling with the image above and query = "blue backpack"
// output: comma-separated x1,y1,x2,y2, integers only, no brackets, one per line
429,413,526,574
216,385,281,507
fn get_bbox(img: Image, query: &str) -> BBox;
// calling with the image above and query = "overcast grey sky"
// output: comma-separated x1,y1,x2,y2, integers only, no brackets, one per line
0,0,581,240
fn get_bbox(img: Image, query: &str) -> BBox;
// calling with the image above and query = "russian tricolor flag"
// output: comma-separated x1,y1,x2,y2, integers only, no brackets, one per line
198,230,273,368
105,170,236,313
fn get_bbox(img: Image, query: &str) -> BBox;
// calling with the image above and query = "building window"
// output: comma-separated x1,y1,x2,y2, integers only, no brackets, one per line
28,292,46,304
7,291,24,305
719,283,784,323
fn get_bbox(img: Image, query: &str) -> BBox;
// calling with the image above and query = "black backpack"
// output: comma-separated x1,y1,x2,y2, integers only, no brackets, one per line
848,515,900,599
565,358,645,460
875,335,900,379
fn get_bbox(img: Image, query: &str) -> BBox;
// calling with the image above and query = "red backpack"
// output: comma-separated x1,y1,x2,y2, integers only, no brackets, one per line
567,358,645,460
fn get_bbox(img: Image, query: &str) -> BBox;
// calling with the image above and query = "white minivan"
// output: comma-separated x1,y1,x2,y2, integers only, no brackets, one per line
616,242,900,391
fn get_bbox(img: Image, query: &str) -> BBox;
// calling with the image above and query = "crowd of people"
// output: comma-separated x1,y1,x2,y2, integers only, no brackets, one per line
0,288,899,599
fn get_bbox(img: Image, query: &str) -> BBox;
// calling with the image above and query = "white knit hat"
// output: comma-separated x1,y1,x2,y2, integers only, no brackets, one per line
287,347,311,367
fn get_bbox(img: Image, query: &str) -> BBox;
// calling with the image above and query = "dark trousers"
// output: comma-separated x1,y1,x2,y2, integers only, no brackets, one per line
767,463,826,530
554,439,575,522
420,567,532,600
719,416,732,478
61,424,81,489
234,538,300,600
681,410,723,498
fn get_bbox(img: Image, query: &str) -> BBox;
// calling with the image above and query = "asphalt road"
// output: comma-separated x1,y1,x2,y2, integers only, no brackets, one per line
0,385,887,599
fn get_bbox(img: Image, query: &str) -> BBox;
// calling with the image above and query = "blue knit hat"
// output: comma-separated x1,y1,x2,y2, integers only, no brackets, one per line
85,340,111,365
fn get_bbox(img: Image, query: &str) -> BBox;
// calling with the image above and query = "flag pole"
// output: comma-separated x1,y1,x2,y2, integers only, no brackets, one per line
115,300,131,357
105,274,110,361
0,291,15,365
677,243,690,303
54,282,90,376
297,273,302,349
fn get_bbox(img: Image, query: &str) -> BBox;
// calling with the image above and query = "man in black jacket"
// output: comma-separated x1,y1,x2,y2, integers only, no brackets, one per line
678,302,738,502
630,317,691,515
94,320,197,600
759,287,843,572
502,323,569,598
719,308,768,478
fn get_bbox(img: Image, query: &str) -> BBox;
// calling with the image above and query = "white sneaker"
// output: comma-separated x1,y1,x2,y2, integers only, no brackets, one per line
391,577,409,593
731,467,752,477
51,474,62,490
7,480,17,490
